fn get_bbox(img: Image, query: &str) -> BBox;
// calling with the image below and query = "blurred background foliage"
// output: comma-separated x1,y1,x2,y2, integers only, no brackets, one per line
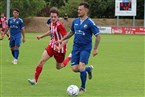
0,0,144,19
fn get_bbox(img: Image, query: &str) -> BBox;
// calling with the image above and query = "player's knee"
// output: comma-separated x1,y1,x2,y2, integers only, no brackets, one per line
78,67,85,72
56,63,63,70
71,65,79,72
56,66,61,70
39,59,46,66
78,63,86,72
11,47,14,51
14,46,19,49
72,68,78,72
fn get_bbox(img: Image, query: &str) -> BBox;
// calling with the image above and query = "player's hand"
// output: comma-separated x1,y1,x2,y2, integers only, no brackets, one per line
92,49,98,57
37,36,41,40
55,40,62,44
22,38,26,43
54,46,61,51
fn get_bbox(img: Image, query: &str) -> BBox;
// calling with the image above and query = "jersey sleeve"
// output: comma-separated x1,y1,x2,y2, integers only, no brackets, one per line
70,20,75,33
20,19,24,29
57,24,67,37
90,20,100,36
8,19,10,27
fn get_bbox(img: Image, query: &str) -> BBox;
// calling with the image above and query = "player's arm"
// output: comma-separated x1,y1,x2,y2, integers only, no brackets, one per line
55,31,73,51
58,20,75,43
62,31,74,41
90,21,101,56
58,31,74,43
19,19,26,43
93,34,101,56
22,28,26,43
55,24,71,51
56,39,68,51
37,30,51,40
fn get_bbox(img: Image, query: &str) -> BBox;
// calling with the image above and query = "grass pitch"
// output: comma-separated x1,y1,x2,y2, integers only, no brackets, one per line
0,33,144,97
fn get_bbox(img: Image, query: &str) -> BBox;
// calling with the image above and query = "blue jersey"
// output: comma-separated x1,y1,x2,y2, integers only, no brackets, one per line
8,17,24,38
71,17,99,51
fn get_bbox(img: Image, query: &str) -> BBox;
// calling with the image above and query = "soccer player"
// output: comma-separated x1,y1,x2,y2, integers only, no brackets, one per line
0,13,9,40
0,17,2,32
57,2,101,93
7,8,26,64
28,7,71,85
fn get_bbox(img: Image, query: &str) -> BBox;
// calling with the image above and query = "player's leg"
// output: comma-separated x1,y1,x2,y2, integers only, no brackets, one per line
4,30,10,39
12,46,19,64
28,50,51,85
78,50,91,93
70,49,80,72
9,38,16,64
54,52,65,69
28,45,53,85
85,65,93,79
62,53,71,67
55,53,72,69
1,28,6,39
10,47,15,58
78,62,87,93
35,50,51,81
11,38,21,64
0,30,4,40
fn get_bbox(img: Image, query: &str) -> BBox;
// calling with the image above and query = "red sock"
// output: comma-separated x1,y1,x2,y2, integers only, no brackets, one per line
62,57,71,67
35,66,42,82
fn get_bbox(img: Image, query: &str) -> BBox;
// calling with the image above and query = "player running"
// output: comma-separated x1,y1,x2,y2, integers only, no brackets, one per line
28,7,71,85
7,8,26,64
57,2,101,93
0,13,9,40
0,17,2,32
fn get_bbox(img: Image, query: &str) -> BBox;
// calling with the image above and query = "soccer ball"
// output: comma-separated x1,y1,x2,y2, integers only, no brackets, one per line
67,85,79,96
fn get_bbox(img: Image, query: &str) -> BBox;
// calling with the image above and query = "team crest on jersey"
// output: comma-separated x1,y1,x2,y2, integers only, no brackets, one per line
16,21,19,24
10,21,12,24
84,24,88,29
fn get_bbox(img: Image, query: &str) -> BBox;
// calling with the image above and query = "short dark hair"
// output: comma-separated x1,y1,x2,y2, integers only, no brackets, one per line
49,7,59,16
79,2,90,9
13,8,20,13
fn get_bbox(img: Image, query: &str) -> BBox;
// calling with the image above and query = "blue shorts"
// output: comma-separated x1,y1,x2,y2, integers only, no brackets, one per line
71,49,91,66
9,37,21,47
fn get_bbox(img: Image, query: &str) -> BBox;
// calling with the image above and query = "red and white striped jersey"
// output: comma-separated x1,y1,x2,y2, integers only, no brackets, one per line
49,20,67,53
1,17,7,28
0,19,2,28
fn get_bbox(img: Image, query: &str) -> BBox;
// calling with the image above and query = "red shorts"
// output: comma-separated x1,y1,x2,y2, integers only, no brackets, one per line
45,45,65,63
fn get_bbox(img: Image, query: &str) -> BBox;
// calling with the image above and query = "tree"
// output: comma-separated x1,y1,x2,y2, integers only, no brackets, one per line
83,0,144,19
0,0,46,18
59,0,84,17
44,0,68,8
136,0,144,19
83,0,108,18
37,0,69,16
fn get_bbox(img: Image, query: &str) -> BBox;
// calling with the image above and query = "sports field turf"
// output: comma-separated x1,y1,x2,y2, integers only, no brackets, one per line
0,33,144,97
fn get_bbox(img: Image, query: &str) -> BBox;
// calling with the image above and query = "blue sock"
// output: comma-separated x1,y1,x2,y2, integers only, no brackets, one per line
11,50,15,58
85,66,91,72
80,70,87,89
14,48,19,59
